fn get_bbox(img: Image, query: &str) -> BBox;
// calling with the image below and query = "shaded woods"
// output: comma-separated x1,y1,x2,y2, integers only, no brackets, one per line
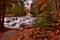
0,0,60,40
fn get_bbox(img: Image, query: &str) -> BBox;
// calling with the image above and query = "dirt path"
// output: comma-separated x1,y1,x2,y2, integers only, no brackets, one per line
0,28,60,40
0,30,17,40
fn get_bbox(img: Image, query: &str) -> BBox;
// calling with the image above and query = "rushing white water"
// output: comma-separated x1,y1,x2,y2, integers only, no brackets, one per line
21,0,34,10
4,0,36,29
4,15,36,29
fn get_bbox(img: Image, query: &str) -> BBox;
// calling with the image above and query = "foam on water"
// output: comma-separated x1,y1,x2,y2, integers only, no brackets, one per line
4,15,36,29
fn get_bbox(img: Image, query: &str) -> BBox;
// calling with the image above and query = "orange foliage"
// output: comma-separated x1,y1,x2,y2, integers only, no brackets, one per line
34,0,44,7
40,3,47,11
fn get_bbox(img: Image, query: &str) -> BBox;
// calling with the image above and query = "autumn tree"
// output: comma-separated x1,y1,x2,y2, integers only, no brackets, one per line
32,0,60,31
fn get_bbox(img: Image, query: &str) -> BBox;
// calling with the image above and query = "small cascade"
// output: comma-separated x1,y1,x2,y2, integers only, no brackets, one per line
4,16,36,29
22,0,34,15
4,0,36,30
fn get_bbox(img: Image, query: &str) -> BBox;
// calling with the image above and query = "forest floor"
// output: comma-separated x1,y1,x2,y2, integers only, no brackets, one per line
0,27,60,40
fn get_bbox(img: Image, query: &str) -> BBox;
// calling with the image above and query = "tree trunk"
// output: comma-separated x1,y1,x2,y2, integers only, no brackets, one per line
0,0,8,32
